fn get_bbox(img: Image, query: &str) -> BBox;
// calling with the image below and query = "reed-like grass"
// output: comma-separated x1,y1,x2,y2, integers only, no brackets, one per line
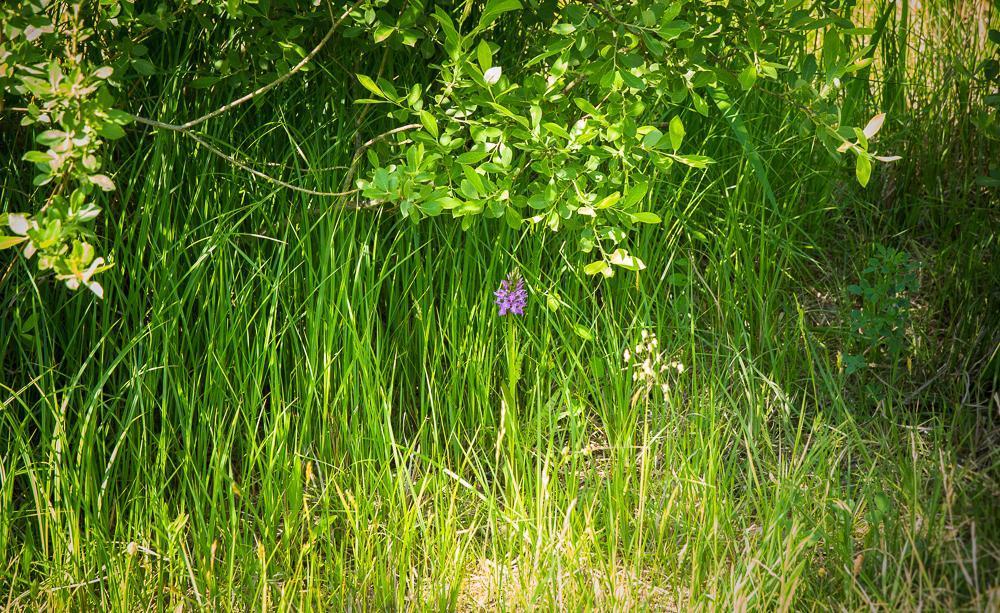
1,1,997,610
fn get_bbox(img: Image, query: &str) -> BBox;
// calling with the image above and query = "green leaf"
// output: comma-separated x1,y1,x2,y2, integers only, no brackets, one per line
573,98,602,118
407,83,422,107
855,154,872,187
456,150,489,165
874,492,893,514
476,40,492,71
594,191,621,209
630,212,661,224
661,2,682,23
822,30,842,74
462,165,485,194
504,206,521,228
22,151,50,164
189,76,221,89
543,122,570,139
429,196,463,211
671,154,713,168
528,193,550,209
418,198,444,216
622,181,648,208
375,78,399,100
641,128,663,148
400,28,420,47
132,58,155,75
484,102,528,127
356,74,385,98
691,90,709,116
584,260,608,276
668,116,685,151
373,25,394,43
433,9,461,59
0,236,28,250
660,19,690,40
477,0,522,31
738,63,757,91
106,109,135,126
529,105,542,129
619,69,646,90
36,130,66,146
97,122,126,140
419,111,439,139
572,324,593,341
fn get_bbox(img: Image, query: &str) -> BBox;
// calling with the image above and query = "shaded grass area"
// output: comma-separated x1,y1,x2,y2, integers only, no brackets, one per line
1,2,998,610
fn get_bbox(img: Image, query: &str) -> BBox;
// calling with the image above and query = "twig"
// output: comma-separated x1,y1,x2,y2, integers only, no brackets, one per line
124,0,390,201
132,0,364,132
180,130,359,198
132,109,421,202
340,123,423,191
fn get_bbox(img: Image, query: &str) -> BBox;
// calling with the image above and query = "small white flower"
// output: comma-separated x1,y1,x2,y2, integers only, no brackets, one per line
623,348,631,362
484,66,502,85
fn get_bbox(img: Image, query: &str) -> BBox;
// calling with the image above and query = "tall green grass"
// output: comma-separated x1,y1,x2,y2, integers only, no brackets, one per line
2,2,998,610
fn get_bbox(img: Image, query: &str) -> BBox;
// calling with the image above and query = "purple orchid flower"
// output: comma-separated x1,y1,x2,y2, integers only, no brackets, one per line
494,273,527,316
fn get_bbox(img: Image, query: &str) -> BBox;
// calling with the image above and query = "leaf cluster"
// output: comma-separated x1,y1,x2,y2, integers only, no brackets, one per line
355,0,900,276
1,0,902,295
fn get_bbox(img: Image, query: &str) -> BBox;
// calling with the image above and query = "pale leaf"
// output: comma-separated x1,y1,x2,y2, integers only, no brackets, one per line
863,113,885,139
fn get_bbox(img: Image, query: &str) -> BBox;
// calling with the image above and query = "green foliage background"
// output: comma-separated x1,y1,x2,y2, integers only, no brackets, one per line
1,0,998,609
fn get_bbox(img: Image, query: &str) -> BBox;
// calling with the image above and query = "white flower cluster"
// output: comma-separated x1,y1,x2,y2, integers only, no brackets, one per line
623,329,684,399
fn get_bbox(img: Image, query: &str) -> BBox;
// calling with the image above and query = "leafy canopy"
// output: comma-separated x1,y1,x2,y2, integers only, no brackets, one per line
1,0,895,296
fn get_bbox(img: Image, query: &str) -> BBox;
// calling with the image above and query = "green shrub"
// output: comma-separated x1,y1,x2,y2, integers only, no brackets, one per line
843,244,920,376
2,0,898,296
